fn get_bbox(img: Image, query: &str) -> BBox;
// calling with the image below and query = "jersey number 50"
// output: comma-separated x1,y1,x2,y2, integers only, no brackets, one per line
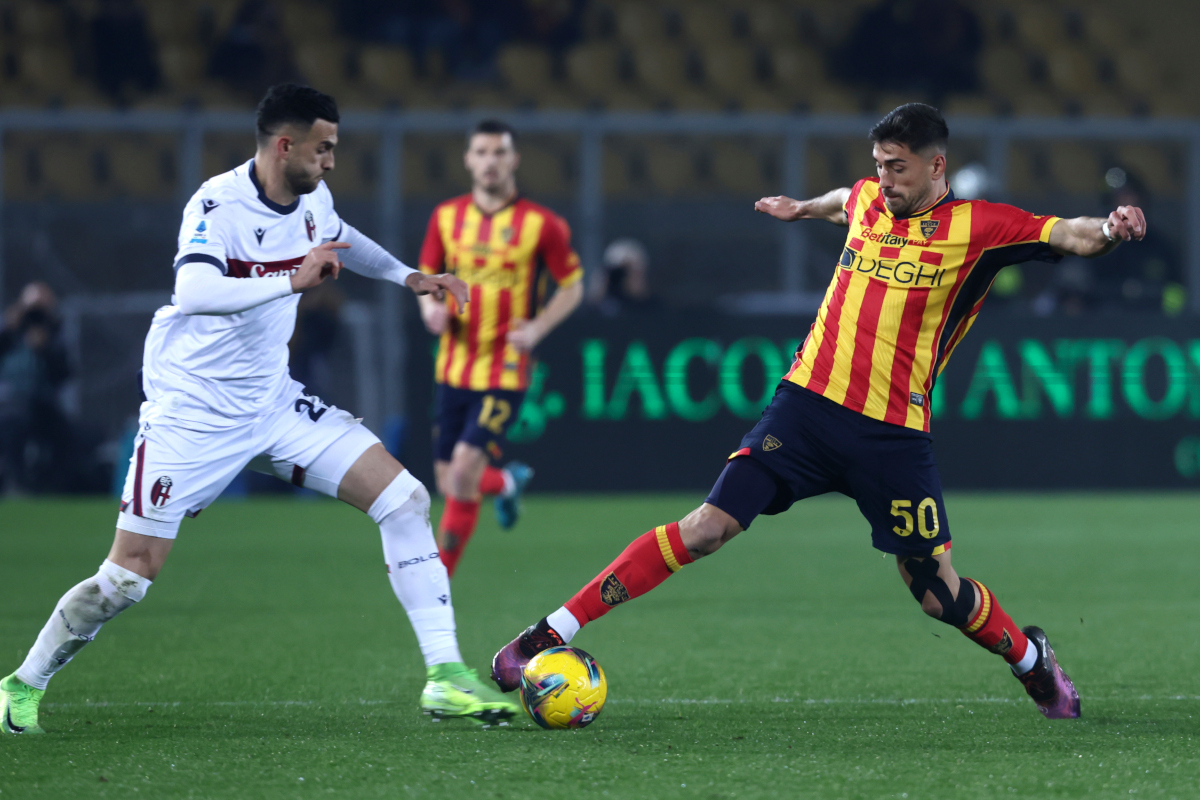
891,498,940,539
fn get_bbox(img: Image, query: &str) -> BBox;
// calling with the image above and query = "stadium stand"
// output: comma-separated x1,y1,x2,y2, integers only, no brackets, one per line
0,0,1194,207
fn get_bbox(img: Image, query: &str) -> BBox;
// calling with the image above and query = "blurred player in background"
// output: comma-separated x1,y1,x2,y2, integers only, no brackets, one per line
0,85,521,735
493,104,1148,720
418,120,583,577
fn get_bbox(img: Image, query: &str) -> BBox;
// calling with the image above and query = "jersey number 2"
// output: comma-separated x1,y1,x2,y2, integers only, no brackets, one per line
295,395,329,422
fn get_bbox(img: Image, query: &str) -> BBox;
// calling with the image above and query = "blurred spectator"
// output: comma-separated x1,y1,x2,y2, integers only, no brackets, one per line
338,0,550,79
289,281,344,399
588,238,658,317
91,0,161,103
0,283,72,494
522,0,584,54
208,0,299,100
832,0,982,103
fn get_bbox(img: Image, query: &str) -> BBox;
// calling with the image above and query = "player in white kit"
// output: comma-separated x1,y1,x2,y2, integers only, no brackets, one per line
1,85,520,733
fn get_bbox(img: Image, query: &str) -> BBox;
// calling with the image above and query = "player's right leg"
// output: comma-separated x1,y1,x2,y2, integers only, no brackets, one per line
436,440,489,576
3,409,249,734
433,387,529,574
2,529,167,735
490,456,782,691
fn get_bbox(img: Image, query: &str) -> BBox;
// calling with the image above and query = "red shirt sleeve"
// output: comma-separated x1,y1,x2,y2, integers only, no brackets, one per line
418,208,446,275
976,202,1060,249
971,201,1063,268
537,212,583,286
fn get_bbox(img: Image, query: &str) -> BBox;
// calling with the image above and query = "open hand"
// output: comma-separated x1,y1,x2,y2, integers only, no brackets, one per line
406,273,469,307
1106,205,1147,242
290,241,349,293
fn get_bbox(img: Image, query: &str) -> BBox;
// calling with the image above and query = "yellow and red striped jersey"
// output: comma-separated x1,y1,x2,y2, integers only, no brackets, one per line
419,195,582,391
786,177,1061,431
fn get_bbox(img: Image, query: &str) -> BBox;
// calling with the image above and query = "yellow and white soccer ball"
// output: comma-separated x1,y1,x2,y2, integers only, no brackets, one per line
519,646,607,729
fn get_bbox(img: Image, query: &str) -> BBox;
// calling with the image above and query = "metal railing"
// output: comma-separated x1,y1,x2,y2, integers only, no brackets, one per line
3,108,1197,424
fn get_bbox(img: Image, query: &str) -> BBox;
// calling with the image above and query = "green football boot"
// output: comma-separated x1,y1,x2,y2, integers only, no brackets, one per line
420,663,522,726
1,674,46,735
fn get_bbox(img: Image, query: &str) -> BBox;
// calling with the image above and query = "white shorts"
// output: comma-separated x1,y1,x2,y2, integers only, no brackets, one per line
117,385,380,539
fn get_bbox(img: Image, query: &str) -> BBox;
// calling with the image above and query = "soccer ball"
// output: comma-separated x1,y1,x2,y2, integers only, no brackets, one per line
519,646,607,729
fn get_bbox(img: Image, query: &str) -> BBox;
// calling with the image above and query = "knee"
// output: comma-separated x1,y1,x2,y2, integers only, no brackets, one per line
919,593,944,619
679,505,740,558
903,558,975,628
369,471,430,525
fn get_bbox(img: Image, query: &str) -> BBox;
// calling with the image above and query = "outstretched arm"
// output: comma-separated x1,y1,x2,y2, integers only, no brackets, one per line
755,188,853,226
1049,205,1146,258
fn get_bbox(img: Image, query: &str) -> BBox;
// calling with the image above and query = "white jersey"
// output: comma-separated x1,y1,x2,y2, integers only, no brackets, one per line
141,159,341,424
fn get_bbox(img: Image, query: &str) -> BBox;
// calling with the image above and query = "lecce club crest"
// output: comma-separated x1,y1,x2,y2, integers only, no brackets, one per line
919,219,940,240
150,476,173,508
304,210,316,241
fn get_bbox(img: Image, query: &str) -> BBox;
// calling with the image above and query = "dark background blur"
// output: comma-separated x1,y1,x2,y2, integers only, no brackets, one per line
0,0,1197,495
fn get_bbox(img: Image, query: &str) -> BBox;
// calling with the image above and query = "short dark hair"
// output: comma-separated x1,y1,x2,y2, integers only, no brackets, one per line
869,104,949,154
468,119,518,146
255,84,340,145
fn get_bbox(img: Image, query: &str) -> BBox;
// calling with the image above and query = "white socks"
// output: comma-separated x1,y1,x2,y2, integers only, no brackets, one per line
546,607,581,643
16,560,151,690
1011,637,1039,675
370,470,463,667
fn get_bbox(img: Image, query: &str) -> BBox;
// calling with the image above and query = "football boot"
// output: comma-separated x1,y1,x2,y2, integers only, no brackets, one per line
494,462,534,531
420,662,521,726
1,674,46,735
491,623,563,693
1017,626,1081,719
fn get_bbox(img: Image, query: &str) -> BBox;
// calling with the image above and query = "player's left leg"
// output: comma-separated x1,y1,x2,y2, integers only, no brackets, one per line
261,399,518,724
898,550,1080,719
337,443,519,723
845,425,1080,720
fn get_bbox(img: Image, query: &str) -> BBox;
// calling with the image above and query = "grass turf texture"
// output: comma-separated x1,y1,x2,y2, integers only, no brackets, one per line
1,494,1198,799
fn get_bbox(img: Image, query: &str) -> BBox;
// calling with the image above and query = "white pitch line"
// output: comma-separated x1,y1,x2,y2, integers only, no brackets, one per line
41,695,1200,710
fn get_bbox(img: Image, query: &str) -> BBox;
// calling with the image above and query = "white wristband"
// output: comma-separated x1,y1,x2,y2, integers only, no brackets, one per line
1101,220,1117,242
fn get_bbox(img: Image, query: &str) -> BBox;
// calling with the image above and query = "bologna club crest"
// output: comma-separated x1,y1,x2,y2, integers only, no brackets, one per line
150,476,173,507
304,210,316,241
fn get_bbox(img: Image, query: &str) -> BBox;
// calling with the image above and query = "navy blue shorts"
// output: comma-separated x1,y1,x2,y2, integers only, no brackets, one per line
433,385,525,464
705,382,951,557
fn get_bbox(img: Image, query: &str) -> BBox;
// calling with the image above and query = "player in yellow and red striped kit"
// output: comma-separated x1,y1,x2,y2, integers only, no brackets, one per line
493,104,1148,720
418,119,583,577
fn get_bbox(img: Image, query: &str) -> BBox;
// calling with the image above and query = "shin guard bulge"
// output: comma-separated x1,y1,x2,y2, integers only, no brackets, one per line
563,522,694,628
961,578,1031,667
16,560,151,690
372,470,463,667
437,498,480,577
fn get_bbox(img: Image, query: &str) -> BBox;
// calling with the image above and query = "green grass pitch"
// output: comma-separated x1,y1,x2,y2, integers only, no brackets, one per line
1,493,1198,799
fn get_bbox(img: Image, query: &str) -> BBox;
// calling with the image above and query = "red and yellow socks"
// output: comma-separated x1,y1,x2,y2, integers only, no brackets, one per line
436,498,480,577
562,522,694,628
960,578,1035,672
